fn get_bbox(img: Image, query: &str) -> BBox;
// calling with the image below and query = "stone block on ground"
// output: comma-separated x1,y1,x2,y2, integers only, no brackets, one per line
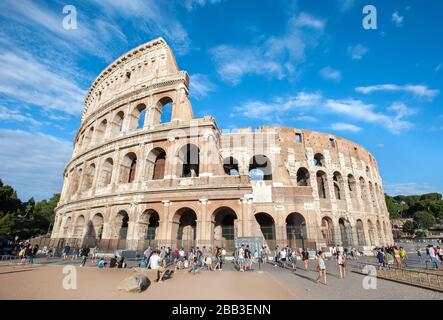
117,272,150,293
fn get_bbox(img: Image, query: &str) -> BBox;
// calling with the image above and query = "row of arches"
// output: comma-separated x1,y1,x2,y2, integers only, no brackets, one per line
76,97,174,153
312,153,375,178
296,167,385,210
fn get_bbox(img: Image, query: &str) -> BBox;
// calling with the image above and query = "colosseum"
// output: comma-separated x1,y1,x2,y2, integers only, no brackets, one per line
50,37,394,253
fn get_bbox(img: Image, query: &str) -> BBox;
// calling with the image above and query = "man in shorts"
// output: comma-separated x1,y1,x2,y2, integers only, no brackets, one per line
148,250,166,282
238,245,245,272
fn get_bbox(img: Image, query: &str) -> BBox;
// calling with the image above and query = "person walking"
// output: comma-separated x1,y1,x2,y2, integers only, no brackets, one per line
291,249,298,272
336,250,346,279
377,248,385,270
280,247,287,269
428,245,439,269
315,251,327,285
302,248,309,271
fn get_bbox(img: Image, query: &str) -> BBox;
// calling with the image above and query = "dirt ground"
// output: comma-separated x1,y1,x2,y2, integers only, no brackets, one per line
0,263,297,300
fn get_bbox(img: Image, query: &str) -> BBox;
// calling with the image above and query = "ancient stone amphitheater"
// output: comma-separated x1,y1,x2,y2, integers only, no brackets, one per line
50,38,394,253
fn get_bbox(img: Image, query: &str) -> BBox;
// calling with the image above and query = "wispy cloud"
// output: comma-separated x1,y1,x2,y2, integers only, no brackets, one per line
347,44,368,60
184,0,223,11
330,122,362,133
190,74,216,99
0,51,85,115
0,129,72,200
435,62,442,72
337,0,355,12
392,11,404,27
319,66,342,82
211,12,326,84
0,106,42,127
384,182,439,196
355,84,439,99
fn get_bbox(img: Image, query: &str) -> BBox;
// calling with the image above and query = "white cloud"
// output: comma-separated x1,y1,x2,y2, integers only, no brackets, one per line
319,66,342,82
0,129,72,200
355,84,439,99
184,0,223,10
294,114,318,122
435,62,442,72
0,106,42,127
392,11,404,27
190,74,216,99
330,122,362,133
0,51,85,115
211,12,326,84
347,44,368,60
338,0,355,11
384,183,439,196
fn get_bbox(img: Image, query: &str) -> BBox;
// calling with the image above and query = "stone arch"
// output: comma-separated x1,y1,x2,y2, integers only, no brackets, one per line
347,174,357,199
383,221,388,245
338,217,353,247
84,126,94,147
316,170,329,199
223,157,239,176
63,216,72,237
82,163,95,191
111,111,125,136
286,212,306,248
158,96,173,124
172,207,197,248
249,155,272,181
356,219,366,246
376,220,383,245
91,213,104,240
296,167,310,186
70,167,82,195
369,181,377,209
367,219,376,246
146,147,166,180
321,216,334,246
178,144,200,178
95,118,107,143
113,210,129,240
99,157,113,187
130,103,147,130
333,171,344,200
73,215,85,238
313,153,325,167
212,207,238,250
359,177,368,201
254,212,276,245
138,209,160,241
119,152,137,183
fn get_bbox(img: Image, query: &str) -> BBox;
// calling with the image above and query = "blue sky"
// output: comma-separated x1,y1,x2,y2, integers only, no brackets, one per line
0,0,442,200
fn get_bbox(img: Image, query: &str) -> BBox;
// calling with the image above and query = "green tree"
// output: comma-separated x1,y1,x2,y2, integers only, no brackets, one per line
413,211,436,230
402,220,415,234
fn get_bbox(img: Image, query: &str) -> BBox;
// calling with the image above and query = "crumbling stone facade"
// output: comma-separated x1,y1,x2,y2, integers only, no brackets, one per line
51,38,394,252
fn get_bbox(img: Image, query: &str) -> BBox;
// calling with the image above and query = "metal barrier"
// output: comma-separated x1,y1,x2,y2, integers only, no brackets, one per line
348,260,443,292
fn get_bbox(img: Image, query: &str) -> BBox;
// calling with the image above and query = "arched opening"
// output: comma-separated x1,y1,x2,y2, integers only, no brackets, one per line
73,215,85,238
347,174,357,198
316,170,329,199
360,177,368,201
179,144,199,178
99,158,113,187
158,96,173,124
82,163,95,191
254,212,276,246
84,126,94,147
286,212,306,249
92,213,104,240
369,182,377,209
131,104,146,130
172,208,197,249
313,153,325,167
368,219,376,246
70,167,82,195
95,119,107,143
115,211,129,240
119,152,137,183
111,111,125,136
383,221,388,245
139,209,160,241
339,218,353,247
333,171,344,200
212,207,237,250
63,217,72,237
249,155,272,181
296,167,310,186
146,148,166,180
376,220,383,245
356,219,366,246
321,217,334,246
223,157,239,176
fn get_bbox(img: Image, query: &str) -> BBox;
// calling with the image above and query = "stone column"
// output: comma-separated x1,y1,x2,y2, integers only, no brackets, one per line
159,200,171,246
197,198,209,247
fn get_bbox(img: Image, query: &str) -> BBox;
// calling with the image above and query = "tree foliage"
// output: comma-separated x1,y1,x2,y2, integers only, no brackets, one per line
0,179,59,240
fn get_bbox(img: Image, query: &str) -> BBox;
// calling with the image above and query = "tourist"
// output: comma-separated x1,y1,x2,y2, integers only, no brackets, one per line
416,247,422,263
144,246,152,262
221,247,227,268
437,246,443,262
98,258,106,269
377,248,385,270
71,245,79,260
189,257,198,275
214,247,222,271
400,246,407,267
315,251,327,285
110,256,118,268
428,245,439,269
26,244,33,264
117,256,126,268
238,245,245,272
385,250,394,269
291,249,298,272
90,246,98,263
19,246,27,264
62,244,70,260
80,246,90,267
205,251,213,271
393,246,402,269
148,250,166,283
245,245,252,271
336,250,346,279
302,248,309,270
274,246,280,267
280,247,287,269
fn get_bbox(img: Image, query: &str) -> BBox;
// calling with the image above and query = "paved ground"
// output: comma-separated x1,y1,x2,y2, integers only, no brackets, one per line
0,258,441,300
